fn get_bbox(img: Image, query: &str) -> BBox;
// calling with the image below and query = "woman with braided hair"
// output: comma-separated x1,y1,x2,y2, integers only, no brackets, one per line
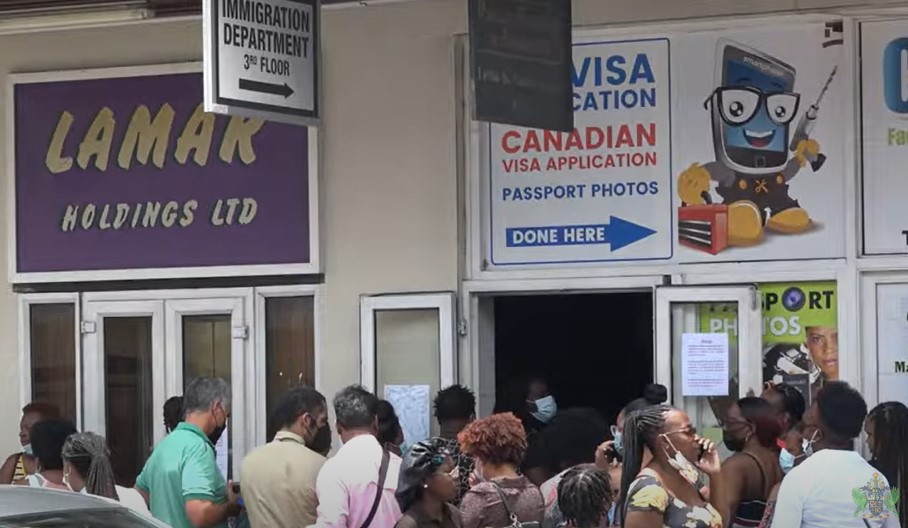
865,401,908,528
61,432,150,515
556,466,613,528
619,405,724,528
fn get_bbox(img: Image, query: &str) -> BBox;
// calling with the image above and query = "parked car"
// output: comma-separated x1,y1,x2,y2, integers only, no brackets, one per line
0,485,168,527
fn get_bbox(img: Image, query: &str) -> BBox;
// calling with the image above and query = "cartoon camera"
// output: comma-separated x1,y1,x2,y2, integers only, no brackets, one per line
677,40,834,253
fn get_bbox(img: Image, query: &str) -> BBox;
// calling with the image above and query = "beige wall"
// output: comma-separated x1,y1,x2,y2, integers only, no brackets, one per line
0,0,905,456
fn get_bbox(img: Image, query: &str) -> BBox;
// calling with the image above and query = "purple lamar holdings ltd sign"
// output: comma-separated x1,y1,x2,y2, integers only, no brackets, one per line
13,67,313,278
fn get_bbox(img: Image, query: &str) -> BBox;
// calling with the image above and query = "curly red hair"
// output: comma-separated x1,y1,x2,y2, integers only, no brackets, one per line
458,412,527,466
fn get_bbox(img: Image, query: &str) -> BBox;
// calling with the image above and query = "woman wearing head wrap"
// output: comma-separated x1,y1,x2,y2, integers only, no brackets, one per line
395,438,462,528
61,432,150,516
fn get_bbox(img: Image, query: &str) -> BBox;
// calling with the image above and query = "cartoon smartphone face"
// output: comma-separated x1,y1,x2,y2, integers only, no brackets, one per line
709,40,799,174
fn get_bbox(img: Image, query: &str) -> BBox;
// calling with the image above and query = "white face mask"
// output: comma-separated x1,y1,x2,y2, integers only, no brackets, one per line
22,444,33,456
530,395,557,423
661,435,700,486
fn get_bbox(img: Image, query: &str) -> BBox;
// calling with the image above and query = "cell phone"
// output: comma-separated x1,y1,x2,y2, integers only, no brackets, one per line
710,40,798,174
232,482,241,494
605,445,621,463
697,443,707,461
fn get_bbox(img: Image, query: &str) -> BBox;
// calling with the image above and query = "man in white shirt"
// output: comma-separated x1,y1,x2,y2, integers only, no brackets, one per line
770,381,900,528
309,385,402,528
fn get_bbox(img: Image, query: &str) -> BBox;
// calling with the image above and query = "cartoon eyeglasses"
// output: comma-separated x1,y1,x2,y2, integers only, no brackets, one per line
704,87,801,127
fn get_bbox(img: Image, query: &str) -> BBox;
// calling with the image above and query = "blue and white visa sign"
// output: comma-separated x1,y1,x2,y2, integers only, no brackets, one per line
487,37,673,266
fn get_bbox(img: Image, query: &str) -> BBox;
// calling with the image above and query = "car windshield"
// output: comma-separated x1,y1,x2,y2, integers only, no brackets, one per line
0,508,159,528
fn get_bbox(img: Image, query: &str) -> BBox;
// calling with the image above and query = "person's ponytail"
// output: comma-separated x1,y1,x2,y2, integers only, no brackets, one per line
62,432,118,500
85,448,117,500
642,384,668,405
618,404,670,524
618,411,646,525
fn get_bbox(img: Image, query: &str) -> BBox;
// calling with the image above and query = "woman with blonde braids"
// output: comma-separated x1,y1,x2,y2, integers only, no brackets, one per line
61,432,150,515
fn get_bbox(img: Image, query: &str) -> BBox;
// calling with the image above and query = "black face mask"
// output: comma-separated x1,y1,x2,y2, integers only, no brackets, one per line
310,424,332,454
723,429,747,452
209,423,227,446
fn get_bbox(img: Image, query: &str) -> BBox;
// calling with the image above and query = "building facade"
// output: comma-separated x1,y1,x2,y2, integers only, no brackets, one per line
1,0,907,481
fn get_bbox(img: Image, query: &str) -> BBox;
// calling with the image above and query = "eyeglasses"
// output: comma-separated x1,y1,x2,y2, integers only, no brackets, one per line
704,87,800,127
663,425,697,438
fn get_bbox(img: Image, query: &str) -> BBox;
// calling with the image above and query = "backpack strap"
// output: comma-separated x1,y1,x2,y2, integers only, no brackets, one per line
360,448,391,528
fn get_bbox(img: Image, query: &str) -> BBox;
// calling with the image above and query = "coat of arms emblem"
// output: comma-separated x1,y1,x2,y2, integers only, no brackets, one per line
853,473,899,519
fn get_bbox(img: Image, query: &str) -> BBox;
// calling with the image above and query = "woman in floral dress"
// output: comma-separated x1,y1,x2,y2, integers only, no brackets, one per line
618,405,724,528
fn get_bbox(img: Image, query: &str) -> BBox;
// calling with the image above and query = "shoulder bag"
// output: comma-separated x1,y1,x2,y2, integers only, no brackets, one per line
490,481,541,528
360,448,391,528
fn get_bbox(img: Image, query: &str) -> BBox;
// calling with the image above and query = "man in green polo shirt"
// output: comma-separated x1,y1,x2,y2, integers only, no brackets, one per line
136,377,239,528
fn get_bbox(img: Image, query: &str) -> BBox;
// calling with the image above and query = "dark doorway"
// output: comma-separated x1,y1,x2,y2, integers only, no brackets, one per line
494,292,654,425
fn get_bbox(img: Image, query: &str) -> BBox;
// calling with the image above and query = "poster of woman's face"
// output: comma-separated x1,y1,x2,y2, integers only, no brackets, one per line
805,326,839,381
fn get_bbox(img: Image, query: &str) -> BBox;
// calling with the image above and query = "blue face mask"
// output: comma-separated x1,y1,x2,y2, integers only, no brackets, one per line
779,448,795,473
531,395,557,423
780,437,815,473
611,426,624,453
23,444,33,456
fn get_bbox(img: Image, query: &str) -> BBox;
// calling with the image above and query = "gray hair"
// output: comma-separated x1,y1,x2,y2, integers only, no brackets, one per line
62,432,117,500
184,377,231,414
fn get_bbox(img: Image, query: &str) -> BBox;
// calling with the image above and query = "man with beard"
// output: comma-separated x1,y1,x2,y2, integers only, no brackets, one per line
136,377,238,528
715,397,784,528
241,386,330,527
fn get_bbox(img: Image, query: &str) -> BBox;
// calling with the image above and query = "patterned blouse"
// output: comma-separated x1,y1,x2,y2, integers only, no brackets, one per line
625,469,722,528
460,476,545,528
440,437,475,507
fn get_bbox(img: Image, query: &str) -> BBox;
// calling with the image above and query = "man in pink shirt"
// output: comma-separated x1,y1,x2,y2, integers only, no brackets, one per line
310,385,402,528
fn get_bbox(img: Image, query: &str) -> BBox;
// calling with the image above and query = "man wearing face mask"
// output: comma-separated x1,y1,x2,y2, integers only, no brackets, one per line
241,386,329,528
135,377,240,528
769,382,900,528
526,377,558,426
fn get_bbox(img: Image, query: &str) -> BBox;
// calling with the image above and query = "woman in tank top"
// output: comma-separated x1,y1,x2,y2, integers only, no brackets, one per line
716,398,784,528
14,419,77,491
0,402,60,484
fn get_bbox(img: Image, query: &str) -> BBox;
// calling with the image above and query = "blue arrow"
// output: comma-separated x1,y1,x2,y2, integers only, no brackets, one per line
504,216,656,250
605,215,657,251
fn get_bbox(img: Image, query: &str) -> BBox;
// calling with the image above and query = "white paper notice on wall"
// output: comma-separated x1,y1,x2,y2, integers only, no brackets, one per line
681,333,729,397
384,384,430,451
215,429,229,480
875,283,908,407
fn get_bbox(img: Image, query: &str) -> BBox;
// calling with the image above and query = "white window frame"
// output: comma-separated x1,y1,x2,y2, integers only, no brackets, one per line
359,293,457,393
858,271,908,413
81,299,166,442
166,296,249,476
655,285,762,401
253,284,322,446
18,292,82,428
82,289,253,461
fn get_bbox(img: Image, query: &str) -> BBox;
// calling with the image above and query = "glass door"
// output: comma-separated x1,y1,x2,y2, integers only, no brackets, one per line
655,286,762,458
360,293,456,449
165,297,249,481
82,300,164,487
82,292,250,487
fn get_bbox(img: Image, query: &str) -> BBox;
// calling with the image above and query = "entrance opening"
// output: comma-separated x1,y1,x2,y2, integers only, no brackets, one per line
493,292,654,424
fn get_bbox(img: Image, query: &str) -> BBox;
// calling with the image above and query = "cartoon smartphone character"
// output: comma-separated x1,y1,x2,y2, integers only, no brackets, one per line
677,39,822,250
710,41,800,174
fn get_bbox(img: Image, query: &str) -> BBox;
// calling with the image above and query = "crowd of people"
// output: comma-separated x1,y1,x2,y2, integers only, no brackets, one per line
1,374,906,528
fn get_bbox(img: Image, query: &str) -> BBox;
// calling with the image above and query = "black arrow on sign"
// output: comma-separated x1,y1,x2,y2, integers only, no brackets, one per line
238,78,294,98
